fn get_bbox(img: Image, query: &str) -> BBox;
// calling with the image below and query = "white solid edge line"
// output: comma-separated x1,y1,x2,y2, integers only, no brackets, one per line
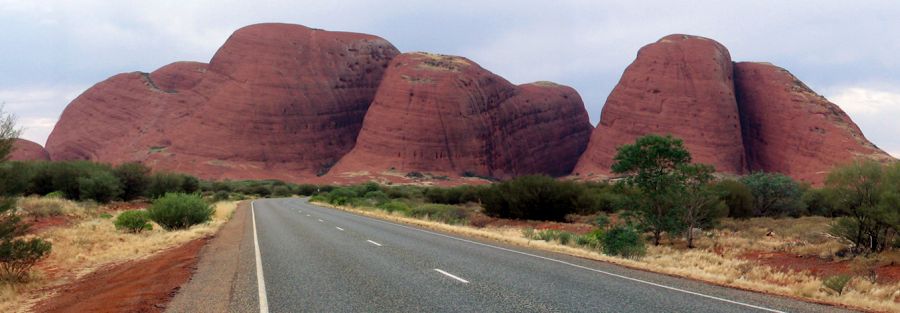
434,268,469,283
353,210,785,313
336,226,345,231
251,201,269,313
366,240,383,247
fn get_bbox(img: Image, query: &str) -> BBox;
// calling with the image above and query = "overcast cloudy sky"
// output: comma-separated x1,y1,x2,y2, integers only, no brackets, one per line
1,1,898,157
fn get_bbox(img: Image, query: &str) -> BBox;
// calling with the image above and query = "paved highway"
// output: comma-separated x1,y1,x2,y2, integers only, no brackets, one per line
249,198,851,313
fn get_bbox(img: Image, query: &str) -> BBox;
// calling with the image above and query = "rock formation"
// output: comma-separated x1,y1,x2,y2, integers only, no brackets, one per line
46,23,400,181
574,35,747,178
734,62,892,184
329,53,593,179
574,34,891,185
8,139,50,161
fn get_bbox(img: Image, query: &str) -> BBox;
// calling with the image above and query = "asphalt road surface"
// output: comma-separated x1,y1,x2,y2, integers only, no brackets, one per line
249,198,852,313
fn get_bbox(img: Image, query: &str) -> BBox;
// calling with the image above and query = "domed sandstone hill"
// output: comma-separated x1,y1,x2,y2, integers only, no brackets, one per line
574,35,747,177
45,23,400,181
734,62,892,184
328,52,593,180
7,139,50,161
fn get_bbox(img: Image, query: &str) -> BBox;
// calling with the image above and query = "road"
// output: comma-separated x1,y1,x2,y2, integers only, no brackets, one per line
246,198,851,313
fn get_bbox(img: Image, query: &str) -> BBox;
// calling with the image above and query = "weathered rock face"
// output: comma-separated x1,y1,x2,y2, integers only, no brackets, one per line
734,62,892,184
574,35,747,177
8,139,50,161
46,23,400,181
329,53,593,179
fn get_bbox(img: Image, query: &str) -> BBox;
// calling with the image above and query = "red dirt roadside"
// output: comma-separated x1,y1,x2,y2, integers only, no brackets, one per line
32,238,208,313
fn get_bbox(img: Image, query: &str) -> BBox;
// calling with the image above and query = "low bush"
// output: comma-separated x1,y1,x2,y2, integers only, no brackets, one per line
114,210,152,233
823,275,852,295
0,238,52,282
0,197,52,282
601,225,646,259
213,190,230,201
147,193,214,230
377,200,409,213
406,204,468,224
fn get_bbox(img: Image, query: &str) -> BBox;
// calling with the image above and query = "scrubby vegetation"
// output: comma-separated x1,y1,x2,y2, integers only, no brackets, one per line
147,193,214,230
114,210,152,233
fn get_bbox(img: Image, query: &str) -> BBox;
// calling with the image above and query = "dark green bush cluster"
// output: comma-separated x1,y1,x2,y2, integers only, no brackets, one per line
424,186,481,205
200,179,326,199
480,175,595,221
147,193,214,230
601,225,646,259
0,161,200,203
114,210,152,233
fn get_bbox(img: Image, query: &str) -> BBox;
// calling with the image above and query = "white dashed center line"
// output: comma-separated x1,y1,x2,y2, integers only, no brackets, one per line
335,227,345,231
318,219,324,223
306,214,311,217
366,240,383,247
434,269,469,283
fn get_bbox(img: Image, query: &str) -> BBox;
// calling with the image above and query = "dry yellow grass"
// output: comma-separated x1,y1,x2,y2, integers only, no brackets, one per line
317,202,900,313
0,198,238,313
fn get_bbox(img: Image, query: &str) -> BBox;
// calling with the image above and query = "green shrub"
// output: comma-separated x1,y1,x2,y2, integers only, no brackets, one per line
377,200,409,213
575,230,603,248
213,190,230,202
114,210,152,233
272,186,292,197
535,229,561,241
739,172,805,217
99,213,113,219
114,162,150,200
714,180,754,218
480,175,580,221
407,204,467,224
558,232,573,245
522,227,535,239
147,193,214,230
77,171,123,203
295,184,318,196
0,238,52,282
823,275,851,295
147,173,186,198
45,191,65,198
601,226,646,259
0,197,51,282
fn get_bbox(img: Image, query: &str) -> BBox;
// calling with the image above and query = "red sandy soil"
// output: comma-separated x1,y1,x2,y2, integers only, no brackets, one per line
32,238,208,313
742,251,900,284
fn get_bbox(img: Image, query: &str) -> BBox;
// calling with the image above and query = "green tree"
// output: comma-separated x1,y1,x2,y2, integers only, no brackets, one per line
825,160,899,253
611,134,691,245
739,172,805,217
0,105,19,162
677,164,727,248
714,180,754,218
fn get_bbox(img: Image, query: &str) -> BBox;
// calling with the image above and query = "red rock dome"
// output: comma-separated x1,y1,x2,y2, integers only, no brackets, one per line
329,52,593,179
46,23,400,181
7,139,50,161
574,35,747,178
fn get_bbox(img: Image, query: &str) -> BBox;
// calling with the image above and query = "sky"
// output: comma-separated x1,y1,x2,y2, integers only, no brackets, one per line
1,1,898,157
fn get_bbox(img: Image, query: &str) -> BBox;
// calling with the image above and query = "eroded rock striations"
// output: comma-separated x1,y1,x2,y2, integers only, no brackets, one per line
8,139,50,161
329,53,593,179
734,62,892,184
574,35,747,177
574,34,891,185
46,23,400,181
